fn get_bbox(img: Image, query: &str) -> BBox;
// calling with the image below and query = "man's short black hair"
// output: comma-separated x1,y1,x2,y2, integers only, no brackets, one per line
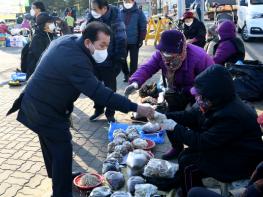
33,1,46,12
82,21,111,42
92,0,108,9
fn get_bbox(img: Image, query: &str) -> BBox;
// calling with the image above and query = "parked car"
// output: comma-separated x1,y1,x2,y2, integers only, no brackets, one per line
237,0,263,42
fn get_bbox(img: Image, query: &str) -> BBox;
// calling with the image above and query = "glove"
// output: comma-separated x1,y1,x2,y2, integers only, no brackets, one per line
160,119,177,131
137,103,155,119
124,82,139,97
157,92,165,104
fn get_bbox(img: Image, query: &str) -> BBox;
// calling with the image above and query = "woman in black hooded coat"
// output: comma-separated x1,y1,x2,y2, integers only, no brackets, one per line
26,12,55,79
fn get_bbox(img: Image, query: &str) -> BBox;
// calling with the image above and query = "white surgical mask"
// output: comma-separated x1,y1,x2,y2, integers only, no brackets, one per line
30,9,36,17
48,23,56,32
185,21,193,26
123,3,133,9
91,44,108,63
91,10,102,19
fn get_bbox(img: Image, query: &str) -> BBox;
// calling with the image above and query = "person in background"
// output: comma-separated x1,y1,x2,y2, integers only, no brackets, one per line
213,20,245,65
64,7,71,17
182,11,206,48
7,22,154,197
52,9,58,17
65,13,75,33
55,17,71,35
158,65,263,196
121,0,147,82
86,0,127,123
125,30,214,112
0,20,11,34
191,0,201,20
71,7,77,21
21,15,31,30
26,13,55,79
16,15,24,26
30,1,46,18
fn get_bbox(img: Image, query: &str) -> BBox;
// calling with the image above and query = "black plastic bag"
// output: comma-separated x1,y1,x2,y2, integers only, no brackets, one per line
227,63,263,101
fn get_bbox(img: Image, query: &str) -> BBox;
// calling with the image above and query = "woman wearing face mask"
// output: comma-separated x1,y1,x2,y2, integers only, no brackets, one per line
121,0,147,82
125,30,214,112
155,65,263,196
182,11,206,48
26,12,55,79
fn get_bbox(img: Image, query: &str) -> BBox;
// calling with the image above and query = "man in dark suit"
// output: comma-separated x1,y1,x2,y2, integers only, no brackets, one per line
8,22,154,197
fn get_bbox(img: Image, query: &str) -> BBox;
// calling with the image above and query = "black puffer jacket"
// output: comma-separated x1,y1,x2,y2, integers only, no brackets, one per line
14,35,137,141
167,65,263,182
26,27,53,79
183,18,206,48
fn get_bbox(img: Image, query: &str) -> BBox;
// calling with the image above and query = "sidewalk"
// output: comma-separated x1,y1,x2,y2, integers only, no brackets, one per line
0,45,170,197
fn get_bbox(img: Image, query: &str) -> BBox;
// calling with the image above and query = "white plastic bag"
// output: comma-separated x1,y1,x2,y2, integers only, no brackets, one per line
143,158,178,178
134,184,158,197
126,151,149,169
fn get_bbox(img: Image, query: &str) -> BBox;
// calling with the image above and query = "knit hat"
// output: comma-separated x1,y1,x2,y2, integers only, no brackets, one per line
36,12,54,26
183,11,194,20
156,30,185,54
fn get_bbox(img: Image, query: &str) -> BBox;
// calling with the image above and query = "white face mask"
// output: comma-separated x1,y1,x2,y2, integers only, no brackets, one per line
91,44,108,63
30,9,36,17
48,23,56,32
91,10,102,19
123,3,133,9
185,21,193,26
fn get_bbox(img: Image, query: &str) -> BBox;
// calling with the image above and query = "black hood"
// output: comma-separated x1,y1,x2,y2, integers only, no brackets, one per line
194,65,236,106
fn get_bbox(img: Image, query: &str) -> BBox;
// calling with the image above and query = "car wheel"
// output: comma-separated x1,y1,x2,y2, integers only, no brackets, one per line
241,24,251,42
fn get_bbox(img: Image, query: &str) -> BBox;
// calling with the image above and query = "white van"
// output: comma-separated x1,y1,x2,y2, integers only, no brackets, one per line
237,0,263,42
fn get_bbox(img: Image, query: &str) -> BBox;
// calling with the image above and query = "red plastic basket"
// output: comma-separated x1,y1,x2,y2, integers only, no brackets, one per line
73,173,103,191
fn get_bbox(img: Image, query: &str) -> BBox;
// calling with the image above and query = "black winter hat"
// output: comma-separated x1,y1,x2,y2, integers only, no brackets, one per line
36,12,54,26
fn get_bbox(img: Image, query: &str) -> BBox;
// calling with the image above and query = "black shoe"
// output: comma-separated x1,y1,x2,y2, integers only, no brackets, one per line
89,110,104,121
123,75,129,82
72,171,82,181
106,115,116,124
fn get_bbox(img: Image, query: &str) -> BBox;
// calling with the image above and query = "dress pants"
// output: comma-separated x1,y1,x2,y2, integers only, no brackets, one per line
93,66,117,117
38,135,73,197
122,44,139,76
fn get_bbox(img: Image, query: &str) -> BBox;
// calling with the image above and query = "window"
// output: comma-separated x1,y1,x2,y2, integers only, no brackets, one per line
251,0,263,4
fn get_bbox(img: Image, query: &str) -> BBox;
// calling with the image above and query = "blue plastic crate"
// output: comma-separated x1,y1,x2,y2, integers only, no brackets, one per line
108,122,166,144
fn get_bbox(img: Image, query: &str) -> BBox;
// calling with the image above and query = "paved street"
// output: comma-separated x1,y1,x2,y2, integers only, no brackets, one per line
0,38,263,196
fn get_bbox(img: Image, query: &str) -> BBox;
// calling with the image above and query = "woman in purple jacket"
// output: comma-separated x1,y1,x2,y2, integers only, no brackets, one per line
213,20,245,65
124,30,214,111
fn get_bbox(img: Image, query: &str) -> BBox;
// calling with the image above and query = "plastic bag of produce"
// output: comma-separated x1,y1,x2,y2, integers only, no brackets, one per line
143,158,178,178
104,171,125,190
134,184,158,197
102,158,120,174
89,186,112,197
110,191,132,197
127,176,145,194
107,152,123,163
126,151,149,169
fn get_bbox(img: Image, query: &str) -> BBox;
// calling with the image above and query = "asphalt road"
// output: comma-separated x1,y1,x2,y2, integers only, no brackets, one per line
241,36,263,62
